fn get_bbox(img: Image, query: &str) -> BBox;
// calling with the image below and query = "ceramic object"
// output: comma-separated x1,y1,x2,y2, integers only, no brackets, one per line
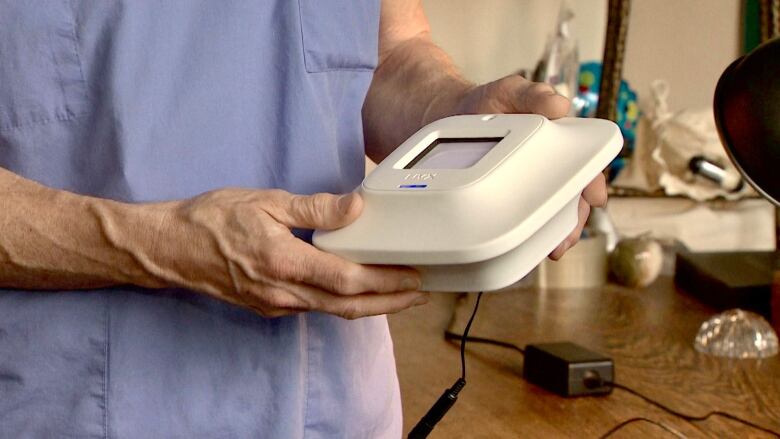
609,236,663,287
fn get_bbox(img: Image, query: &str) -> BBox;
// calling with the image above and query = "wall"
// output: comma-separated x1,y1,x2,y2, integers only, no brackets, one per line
422,0,742,111
622,0,741,111
422,0,606,85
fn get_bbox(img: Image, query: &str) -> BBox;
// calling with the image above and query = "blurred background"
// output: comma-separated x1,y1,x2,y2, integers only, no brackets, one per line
424,0,738,112
420,0,775,255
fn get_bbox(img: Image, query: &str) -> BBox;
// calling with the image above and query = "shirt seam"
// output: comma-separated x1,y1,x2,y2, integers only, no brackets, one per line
64,0,90,115
296,0,377,74
103,294,111,439
302,313,310,439
0,111,83,133
305,67,376,74
0,0,89,133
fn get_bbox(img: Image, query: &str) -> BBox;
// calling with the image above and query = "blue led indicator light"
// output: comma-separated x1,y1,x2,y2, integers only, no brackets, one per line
399,184,428,189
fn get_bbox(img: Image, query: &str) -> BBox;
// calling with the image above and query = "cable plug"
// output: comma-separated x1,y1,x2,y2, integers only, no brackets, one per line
407,378,466,439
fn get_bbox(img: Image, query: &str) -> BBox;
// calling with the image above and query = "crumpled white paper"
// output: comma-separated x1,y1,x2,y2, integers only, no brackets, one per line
612,80,754,201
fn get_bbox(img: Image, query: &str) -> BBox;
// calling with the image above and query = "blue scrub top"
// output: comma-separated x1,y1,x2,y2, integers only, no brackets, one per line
0,1,402,438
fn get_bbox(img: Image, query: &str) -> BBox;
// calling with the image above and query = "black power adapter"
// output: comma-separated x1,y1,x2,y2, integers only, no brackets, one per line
523,342,613,397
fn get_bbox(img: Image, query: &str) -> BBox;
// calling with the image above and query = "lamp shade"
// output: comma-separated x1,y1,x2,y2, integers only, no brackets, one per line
714,38,780,206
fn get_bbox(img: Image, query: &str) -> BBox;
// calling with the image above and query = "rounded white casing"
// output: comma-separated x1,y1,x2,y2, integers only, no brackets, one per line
313,114,622,292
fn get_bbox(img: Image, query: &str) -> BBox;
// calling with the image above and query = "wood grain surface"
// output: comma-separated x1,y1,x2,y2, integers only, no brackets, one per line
388,277,780,438
773,257,780,334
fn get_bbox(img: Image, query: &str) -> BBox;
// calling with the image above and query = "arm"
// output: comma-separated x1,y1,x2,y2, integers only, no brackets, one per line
365,0,606,258
0,167,426,318
362,2,470,162
0,167,167,290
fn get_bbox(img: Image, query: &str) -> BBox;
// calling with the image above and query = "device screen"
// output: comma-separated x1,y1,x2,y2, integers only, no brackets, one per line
404,137,503,169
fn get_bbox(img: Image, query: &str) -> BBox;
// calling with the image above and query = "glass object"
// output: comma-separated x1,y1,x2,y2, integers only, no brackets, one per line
694,309,779,359
534,2,578,103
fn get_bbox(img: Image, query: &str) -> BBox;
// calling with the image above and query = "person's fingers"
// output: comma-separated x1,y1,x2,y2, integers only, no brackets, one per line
240,284,324,318
484,75,570,119
271,237,422,295
549,196,590,260
265,191,363,230
319,290,431,320
246,282,429,319
515,81,571,119
582,173,608,208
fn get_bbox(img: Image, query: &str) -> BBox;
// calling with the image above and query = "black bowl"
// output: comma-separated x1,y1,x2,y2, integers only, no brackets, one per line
714,38,780,206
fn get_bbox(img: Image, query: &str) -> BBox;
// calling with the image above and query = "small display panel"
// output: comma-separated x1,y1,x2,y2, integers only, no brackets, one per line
404,137,503,170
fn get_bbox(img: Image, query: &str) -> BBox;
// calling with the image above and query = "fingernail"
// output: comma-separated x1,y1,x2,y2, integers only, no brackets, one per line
401,278,421,291
413,294,430,306
338,193,354,215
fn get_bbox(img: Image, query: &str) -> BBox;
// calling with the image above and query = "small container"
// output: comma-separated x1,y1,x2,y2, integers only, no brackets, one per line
537,233,608,289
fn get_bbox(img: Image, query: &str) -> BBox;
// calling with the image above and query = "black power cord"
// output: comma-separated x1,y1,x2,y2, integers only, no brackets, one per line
444,331,780,438
407,292,483,439
608,382,780,437
598,417,686,439
444,330,524,355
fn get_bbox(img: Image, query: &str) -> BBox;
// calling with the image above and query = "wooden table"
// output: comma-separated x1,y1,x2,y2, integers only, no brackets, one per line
388,277,780,438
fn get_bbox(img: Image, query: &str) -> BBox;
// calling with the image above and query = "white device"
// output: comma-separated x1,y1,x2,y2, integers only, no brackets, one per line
313,114,622,292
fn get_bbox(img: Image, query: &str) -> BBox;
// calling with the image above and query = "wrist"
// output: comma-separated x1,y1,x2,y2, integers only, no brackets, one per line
132,196,235,298
88,196,179,290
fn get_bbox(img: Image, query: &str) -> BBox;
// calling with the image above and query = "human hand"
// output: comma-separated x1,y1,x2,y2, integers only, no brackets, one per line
451,75,608,259
157,189,428,319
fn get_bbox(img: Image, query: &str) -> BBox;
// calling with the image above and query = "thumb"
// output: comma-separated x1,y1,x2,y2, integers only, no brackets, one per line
514,81,571,119
487,75,571,119
280,192,363,230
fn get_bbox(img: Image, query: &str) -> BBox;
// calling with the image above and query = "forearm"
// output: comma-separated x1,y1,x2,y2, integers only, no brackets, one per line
0,167,169,290
363,32,474,162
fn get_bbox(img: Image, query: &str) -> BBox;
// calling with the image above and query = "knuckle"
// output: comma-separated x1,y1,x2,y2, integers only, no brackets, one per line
251,305,275,318
337,299,364,320
250,304,290,319
311,193,333,212
285,194,320,226
288,194,307,214
261,241,299,280
265,188,289,202
255,287,305,314
331,265,363,295
303,195,329,223
529,81,554,94
265,189,292,213
268,257,295,281
495,74,525,92
244,297,276,318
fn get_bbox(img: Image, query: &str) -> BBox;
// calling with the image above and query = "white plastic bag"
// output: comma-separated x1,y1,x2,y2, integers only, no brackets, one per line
613,80,753,201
